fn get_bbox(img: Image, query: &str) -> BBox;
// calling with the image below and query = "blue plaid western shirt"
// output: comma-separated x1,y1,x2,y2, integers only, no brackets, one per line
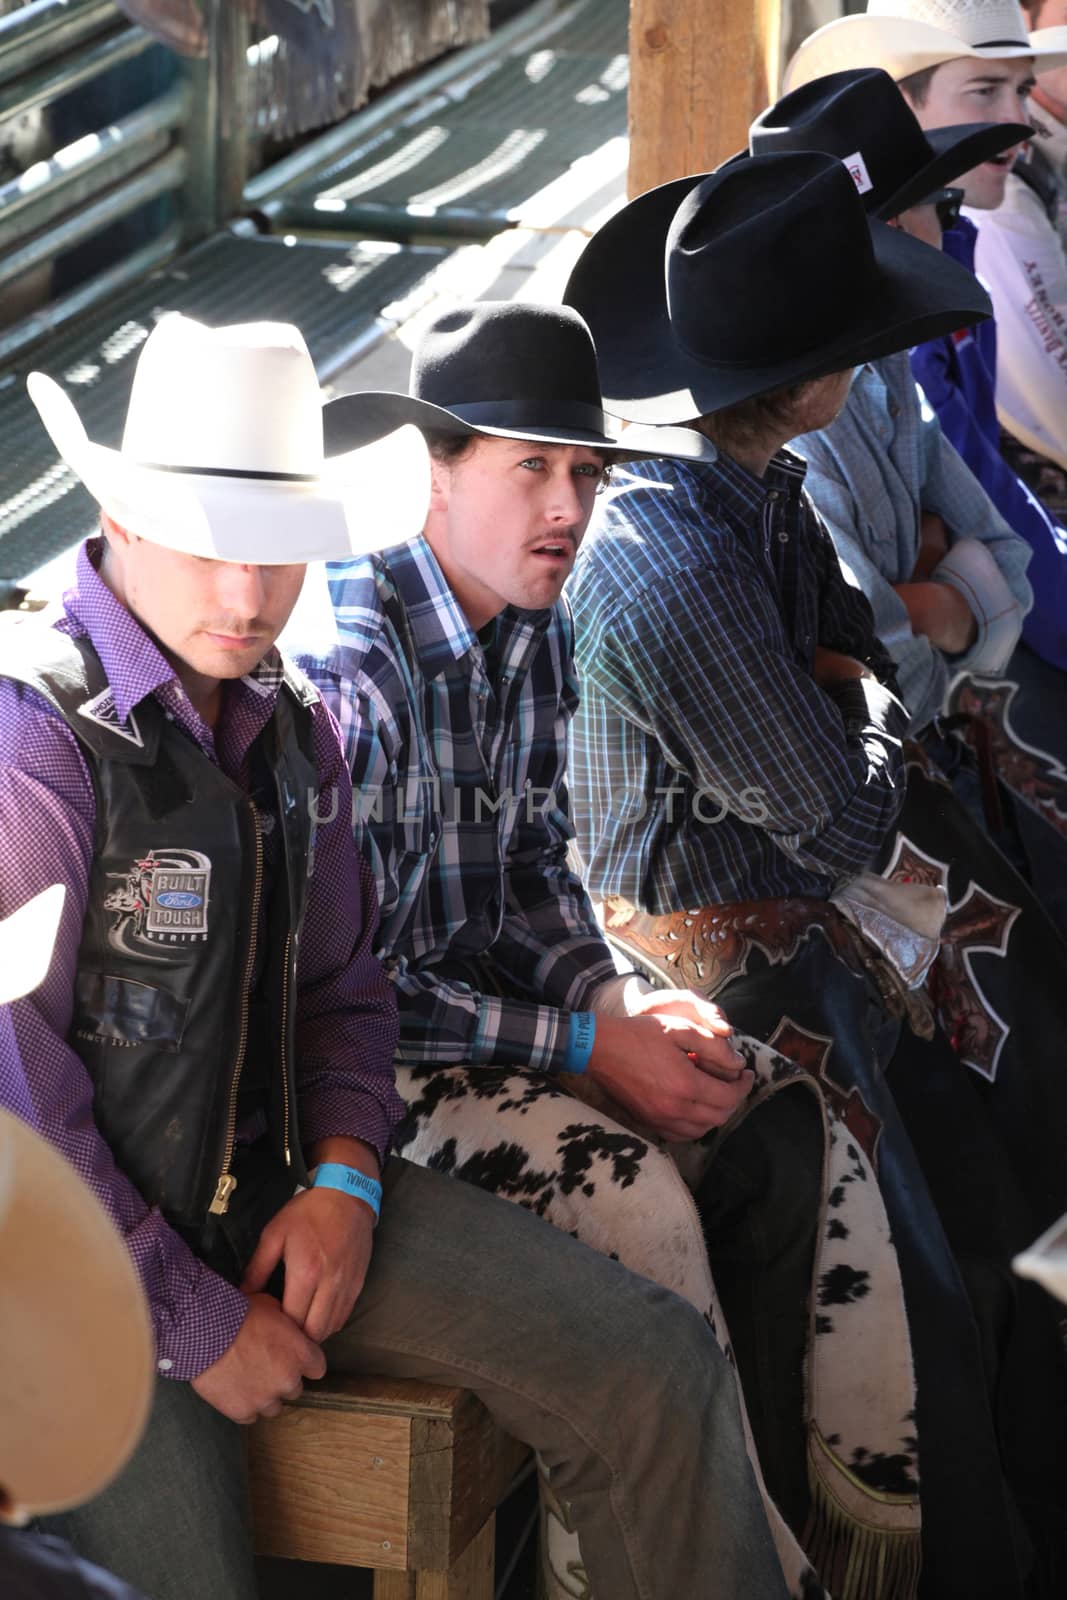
300,536,616,1073
566,451,911,914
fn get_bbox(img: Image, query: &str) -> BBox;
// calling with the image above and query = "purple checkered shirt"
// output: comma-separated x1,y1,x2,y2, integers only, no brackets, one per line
0,541,402,1380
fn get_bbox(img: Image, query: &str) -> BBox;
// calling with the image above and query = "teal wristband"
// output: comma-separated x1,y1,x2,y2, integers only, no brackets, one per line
562,1011,596,1075
312,1163,382,1219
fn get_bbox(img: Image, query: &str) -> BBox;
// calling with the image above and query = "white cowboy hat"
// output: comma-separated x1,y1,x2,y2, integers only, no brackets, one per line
785,0,1067,92
1014,1212,1067,1307
0,1106,154,1522
0,886,154,1522
0,883,65,1005
26,314,431,564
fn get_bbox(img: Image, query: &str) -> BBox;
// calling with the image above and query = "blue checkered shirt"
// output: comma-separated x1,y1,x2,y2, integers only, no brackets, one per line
300,536,616,1072
792,354,1033,731
566,451,910,913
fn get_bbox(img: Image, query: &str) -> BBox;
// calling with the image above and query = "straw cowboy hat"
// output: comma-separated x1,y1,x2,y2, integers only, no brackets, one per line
1015,1212,1067,1307
785,0,1067,92
0,886,154,1522
746,67,1031,219
563,149,992,424
323,301,716,463
27,314,431,565
0,883,64,1005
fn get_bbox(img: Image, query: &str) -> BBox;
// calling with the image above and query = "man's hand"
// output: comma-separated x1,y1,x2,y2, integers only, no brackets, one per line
584,1009,753,1142
190,1292,326,1424
241,1182,375,1345
627,988,734,1038
812,647,873,688
892,581,977,654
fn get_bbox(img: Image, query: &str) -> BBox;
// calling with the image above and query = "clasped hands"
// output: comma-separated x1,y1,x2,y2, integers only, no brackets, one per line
584,990,753,1143
191,1139,377,1425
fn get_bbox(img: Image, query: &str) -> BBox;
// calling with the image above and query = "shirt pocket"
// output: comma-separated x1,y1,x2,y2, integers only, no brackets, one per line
72,971,190,1052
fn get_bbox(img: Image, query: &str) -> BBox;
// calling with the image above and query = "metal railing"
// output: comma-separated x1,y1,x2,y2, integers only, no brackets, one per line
0,0,241,362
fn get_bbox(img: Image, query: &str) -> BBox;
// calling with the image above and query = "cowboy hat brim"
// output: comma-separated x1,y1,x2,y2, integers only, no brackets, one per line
874,120,1033,217
27,373,431,564
0,885,65,1005
563,172,993,424
728,119,1032,220
0,1105,153,1520
785,16,1067,92
1014,1212,1067,1307
322,389,716,464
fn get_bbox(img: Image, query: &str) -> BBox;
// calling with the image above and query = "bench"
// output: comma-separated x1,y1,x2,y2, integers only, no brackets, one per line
247,1375,531,1599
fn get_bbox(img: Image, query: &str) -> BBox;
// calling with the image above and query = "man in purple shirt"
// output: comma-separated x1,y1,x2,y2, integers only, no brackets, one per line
0,314,795,1600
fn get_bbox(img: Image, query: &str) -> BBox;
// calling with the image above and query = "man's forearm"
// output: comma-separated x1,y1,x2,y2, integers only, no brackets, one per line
892,581,978,654
307,1135,381,1180
783,673,908,880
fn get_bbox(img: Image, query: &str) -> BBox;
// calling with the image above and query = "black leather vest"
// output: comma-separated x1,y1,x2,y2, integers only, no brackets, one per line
0,626,320,1230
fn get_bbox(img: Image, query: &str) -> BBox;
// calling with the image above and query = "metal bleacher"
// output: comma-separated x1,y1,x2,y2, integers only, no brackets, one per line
0,0,629,598
249,0,629,241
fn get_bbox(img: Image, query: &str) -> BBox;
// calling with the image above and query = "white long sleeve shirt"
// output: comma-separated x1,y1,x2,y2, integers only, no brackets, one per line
970,115,1067,472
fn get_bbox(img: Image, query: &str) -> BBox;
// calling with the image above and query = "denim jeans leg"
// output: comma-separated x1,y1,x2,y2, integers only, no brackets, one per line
326,1158,789,1600
39,1158,788,1600
39,1376,256,1600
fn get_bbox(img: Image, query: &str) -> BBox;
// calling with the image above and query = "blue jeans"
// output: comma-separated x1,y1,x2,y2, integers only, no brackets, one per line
43,1159,787,1600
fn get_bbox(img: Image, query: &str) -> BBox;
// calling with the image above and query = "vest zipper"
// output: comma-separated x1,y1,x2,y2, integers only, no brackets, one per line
208,801,264,1216
280,931,293,1167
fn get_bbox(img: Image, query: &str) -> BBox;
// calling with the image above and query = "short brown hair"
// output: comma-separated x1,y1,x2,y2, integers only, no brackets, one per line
897,63,942,108
693,381,810,457
421,428,476,464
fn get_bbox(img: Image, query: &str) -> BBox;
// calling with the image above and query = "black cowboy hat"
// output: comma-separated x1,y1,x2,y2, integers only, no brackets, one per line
323,300,714,463
745,67,1031,220
563,150,993,424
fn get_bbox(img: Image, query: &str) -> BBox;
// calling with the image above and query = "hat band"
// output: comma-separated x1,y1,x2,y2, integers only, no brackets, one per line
447,399,610,435
975,36,1029,48
135,460,319,483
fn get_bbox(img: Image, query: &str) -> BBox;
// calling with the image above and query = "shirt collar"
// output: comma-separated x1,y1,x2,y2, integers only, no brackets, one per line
389,535,552,680
64,540,180,727
62,539,286,731
708,445,806,500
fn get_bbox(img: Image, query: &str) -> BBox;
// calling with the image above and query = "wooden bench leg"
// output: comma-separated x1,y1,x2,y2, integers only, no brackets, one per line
374,1512,495,1600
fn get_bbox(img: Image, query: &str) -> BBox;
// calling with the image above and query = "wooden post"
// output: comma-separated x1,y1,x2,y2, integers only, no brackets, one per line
627,0,783,199
374,1517,496,1600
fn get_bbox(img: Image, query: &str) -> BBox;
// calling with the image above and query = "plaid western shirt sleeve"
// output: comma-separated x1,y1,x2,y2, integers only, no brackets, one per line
307,594,614,1077
589,568,906,883
570,464,909,902
485,604,618,1018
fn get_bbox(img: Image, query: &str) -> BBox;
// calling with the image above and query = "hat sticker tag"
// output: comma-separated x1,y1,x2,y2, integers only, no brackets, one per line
843,150,874,197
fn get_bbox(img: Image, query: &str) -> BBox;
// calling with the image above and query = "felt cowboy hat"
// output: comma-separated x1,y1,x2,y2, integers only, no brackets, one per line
746,67,1031,219
322,300,715,463
0,887,154,1523
27,314,431,565
785,0,1067,92
563,149,993,424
